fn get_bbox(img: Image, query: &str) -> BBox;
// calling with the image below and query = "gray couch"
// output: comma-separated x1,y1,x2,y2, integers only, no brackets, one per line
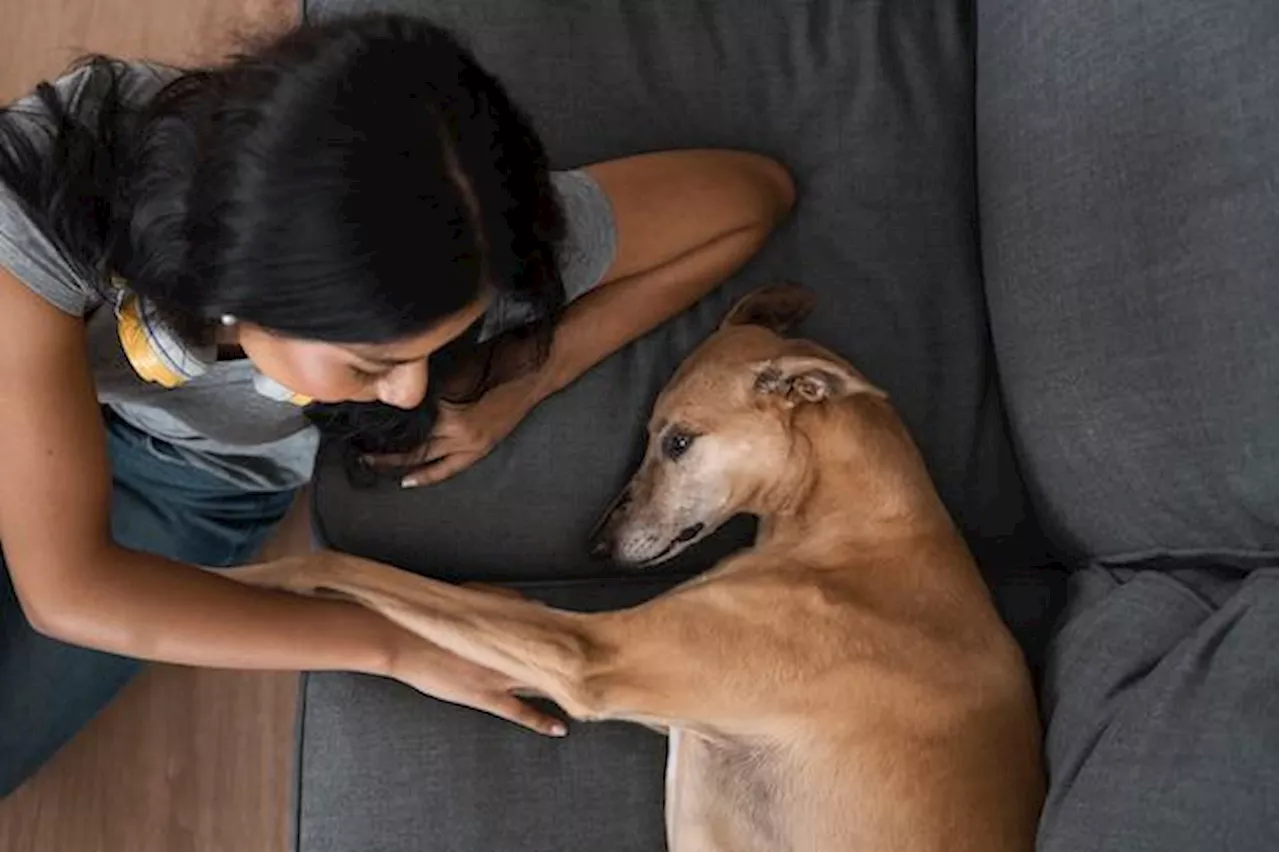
296,1,1278,850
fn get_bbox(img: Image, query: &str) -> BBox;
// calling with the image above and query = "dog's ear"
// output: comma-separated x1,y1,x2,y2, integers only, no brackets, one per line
753,354,886,404
721,283,816,334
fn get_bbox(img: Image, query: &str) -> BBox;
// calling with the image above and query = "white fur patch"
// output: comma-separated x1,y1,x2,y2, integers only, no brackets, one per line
664,728,683,846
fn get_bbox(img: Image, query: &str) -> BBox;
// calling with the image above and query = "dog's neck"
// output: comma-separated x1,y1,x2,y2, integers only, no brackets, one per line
750,395,951,555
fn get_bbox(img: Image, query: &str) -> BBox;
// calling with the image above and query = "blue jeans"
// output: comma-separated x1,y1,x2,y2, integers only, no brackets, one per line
0,413,296,796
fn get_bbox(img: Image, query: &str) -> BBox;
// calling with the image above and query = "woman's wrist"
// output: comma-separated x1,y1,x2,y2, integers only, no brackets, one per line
529,339,576,402
350,606,406,678
512,359,558,412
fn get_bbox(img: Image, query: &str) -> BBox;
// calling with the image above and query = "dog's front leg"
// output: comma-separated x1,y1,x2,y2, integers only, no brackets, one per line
227,553,613,721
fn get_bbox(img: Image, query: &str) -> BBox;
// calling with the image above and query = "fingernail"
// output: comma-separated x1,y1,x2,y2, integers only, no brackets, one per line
549,722,567,737
400,477,418,489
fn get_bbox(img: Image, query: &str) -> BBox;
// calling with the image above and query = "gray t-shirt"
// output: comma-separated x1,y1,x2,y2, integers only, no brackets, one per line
0,65,616,491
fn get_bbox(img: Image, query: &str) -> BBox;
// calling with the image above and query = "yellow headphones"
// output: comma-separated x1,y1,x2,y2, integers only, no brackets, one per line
114,282,313,406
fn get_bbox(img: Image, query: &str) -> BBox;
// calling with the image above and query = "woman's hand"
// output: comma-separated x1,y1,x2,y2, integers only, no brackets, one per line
364,330,549,486
371,369,543,488
387,628,566,736
229,555,564,735
411,375,539,486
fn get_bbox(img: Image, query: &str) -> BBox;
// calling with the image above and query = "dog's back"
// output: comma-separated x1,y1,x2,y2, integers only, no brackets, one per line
651,533,1041,851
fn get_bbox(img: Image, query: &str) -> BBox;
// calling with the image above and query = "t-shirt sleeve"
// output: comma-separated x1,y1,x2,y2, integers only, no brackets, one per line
481,169,617,339
0,186,99,315
0,62,173,316
0,67,104,315
551,168,617,303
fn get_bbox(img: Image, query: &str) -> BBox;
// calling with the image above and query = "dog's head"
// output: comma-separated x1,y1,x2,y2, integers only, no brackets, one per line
591,284,885,566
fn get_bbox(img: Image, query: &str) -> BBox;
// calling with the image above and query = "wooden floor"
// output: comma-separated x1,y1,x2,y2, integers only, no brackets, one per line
0,488,310,852
0,0,297,103
0,9,305,852
0,666,299,852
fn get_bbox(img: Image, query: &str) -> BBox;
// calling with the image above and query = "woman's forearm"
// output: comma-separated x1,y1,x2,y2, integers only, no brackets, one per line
530,150,795,401
36,545,401,675
532,222,777,399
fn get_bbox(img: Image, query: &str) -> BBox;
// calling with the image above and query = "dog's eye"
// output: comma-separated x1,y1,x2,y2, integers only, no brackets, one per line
662,430,695,461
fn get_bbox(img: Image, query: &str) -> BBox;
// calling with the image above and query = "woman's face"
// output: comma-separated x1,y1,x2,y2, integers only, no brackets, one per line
236,293,491,408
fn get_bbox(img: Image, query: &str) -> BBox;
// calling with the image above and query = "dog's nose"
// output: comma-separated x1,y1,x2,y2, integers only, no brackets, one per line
588,489,632,561
588,515,617,560
589,535,613,561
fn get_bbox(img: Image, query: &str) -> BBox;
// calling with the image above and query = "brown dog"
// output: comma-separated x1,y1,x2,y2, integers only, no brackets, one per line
233,285,1044,851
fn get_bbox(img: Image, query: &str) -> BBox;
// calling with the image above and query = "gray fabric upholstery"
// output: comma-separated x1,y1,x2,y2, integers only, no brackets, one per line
297,578,679,852
975,10,1280,842
1036,567,1278,851
976,0,1278,563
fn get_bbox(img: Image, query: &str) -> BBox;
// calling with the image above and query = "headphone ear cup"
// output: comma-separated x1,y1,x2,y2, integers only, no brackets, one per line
116,294,310,406
117,296,207,388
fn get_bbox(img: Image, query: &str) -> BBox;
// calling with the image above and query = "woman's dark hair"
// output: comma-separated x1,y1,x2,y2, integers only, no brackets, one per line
0,14,565,468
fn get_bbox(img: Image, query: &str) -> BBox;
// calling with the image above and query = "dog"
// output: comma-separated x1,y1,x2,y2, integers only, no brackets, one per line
232,284,1044,851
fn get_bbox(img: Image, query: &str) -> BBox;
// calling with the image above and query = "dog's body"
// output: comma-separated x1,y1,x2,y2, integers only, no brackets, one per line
234,286,1044,851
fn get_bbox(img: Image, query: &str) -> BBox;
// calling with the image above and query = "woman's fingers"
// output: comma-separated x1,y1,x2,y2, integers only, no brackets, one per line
461,582,530,602
400,451,480,488
481,692,568,737
364,434,462,470
363,449,431,469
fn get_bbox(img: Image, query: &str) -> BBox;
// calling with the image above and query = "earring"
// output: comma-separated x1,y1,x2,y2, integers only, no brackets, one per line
220,314,237,327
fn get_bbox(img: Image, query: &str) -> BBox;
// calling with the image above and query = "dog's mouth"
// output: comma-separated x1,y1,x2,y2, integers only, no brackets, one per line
638,523,706,567
675,523,706,545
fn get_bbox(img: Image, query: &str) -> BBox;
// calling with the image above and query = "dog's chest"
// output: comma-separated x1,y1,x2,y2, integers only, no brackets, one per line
665,729,785,852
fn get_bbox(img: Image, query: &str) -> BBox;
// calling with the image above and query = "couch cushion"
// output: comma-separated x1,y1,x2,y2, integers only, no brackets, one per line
976,0,1278,565
309,0,1041,584
294,577,678,852
1036,566,1277,852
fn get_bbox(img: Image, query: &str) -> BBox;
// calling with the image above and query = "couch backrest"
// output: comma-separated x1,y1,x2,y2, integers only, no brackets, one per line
976,0,1277,566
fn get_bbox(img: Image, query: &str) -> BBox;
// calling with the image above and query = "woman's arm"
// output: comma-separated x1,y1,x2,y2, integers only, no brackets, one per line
0,267,558,733
537,149,795,397
404,150,794,485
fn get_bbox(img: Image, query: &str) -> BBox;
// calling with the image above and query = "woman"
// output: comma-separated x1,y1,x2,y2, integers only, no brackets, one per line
0,14,792,795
